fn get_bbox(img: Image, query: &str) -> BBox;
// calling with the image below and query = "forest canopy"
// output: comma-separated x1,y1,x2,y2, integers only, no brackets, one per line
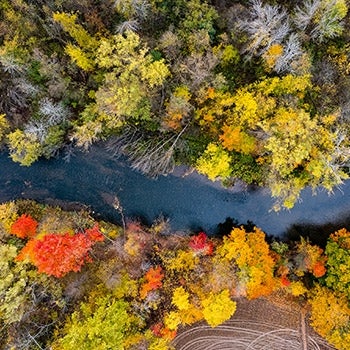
0,0,350,209
1,200,350,349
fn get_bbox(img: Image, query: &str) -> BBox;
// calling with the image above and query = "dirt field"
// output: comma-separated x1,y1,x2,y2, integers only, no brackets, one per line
173,293,336,350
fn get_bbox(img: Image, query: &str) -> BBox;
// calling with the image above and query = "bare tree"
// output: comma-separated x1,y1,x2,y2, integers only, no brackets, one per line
38,98,69,125
24,121,48,144
239,0,290,56
106,125,188,178
293,0,321,31
0,54,34,115
177,51,219,89
0,55,24,76
274,33,303,73
115,19,140,34
24,99,69,145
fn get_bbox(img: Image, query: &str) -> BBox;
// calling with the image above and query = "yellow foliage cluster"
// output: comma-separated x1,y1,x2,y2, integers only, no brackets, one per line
255,74,312,96
262,107,317,177
0,114,9,141
163,250,199,273
65,44,95,71
220,125,256,154
53,12,98,50
231,90,259,128
196,143,232,181
0,201,18,233
289,281,307,297
113,272,139,299
310,286,350,350
195,88,235,132
7,129,42,166
0,245,28,324
263,43,283,71
167,287,203,328
53,12,98,72
172,286,190,310
201,289,236,327
216,227,277,299
193,74,327,210
329,228,350,249
163,86,192,131
164,311,182,331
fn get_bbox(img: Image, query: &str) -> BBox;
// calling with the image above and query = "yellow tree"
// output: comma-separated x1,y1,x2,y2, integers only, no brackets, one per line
0,114,9,141
220,125,256,154
223,74,347,210
196,143,232,181
53,12,98,72
309,285,350,350
54,13,171,148
215,227,277,299
7,129,42,166
201,289,236,327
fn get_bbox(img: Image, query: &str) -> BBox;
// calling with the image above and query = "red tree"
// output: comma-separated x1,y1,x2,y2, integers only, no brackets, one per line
16,226,104,278
189,232,214,256
10,214,38,239
85,223,104,242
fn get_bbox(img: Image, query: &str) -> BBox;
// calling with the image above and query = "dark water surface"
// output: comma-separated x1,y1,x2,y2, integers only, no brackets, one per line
1,144,349,238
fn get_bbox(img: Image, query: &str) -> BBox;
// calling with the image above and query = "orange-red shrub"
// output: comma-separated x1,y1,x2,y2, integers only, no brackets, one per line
17,229,104,278
10,214,38,239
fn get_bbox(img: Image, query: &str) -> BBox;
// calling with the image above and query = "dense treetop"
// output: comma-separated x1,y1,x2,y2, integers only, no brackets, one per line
0,0,350,208
1,200,350,349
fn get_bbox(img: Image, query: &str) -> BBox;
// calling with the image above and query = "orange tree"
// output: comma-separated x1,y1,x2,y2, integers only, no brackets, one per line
15,224,104,278
10,214,38,239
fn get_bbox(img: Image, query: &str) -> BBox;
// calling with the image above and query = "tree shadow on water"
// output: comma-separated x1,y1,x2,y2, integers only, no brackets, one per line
284,215,350,248
214,217,257,237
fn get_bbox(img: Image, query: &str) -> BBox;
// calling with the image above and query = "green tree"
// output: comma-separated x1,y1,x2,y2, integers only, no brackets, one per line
93,30,170,125
325,229,350,298
0,245,29,324
56,27,171,147
53,295,140,350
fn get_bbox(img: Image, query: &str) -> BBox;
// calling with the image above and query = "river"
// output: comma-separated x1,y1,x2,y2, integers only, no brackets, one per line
1,143,349,241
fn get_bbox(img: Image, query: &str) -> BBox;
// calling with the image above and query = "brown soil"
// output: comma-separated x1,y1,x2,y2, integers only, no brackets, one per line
172,292,336,350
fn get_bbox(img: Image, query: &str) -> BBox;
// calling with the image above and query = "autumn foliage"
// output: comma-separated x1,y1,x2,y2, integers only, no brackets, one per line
296,238,327,278
16,224,104,278
10,214,38,239
4,201,350,349
189,232,214,256
140,266,164,299
216,227,277,299
84,223,104,242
